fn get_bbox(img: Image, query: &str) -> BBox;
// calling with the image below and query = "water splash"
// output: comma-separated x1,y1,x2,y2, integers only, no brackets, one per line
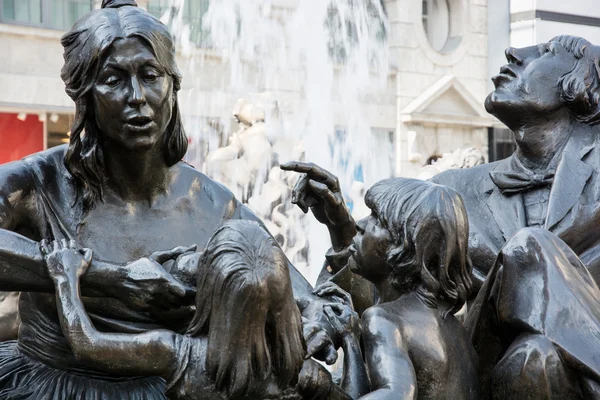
163,0,390,283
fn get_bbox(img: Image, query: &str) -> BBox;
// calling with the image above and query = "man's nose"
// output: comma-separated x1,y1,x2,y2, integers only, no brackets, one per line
505,47,523,65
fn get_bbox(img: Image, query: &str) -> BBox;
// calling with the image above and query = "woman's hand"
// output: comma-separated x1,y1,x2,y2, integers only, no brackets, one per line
296,359,334,400
301,282,355,362
324,303,360,340
280,161,356,251
41,239,92,282
313,281,354,309
301,304,339,365
110,245,196,312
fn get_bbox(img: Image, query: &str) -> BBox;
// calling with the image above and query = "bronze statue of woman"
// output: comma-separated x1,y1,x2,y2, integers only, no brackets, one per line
0,1,337,398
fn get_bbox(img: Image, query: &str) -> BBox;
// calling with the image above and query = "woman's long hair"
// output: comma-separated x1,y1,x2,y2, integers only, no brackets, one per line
187,220,305,399
60,1,187,209
364,178,473,318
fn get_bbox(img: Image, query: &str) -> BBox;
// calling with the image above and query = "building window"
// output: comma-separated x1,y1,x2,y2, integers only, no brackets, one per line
147,0,211,47
0,0,92,30
47,113,73,148
421,0,463,53
488,127,516,162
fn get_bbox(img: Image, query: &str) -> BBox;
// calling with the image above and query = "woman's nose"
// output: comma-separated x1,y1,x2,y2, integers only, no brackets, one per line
128,77,146,106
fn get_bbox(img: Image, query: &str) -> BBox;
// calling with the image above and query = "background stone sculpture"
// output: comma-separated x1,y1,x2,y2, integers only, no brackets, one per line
205,97,310,271
417,147,486,180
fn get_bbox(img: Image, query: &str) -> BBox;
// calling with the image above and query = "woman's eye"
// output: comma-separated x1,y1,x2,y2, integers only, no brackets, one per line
104,76,120,86
143,70,161,81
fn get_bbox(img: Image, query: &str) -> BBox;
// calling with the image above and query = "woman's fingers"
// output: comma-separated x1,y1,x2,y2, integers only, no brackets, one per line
40,239,50,256
150,245,197,265
313,282,353,308
82,248,93,265
323,305,345,332
304,325,337,364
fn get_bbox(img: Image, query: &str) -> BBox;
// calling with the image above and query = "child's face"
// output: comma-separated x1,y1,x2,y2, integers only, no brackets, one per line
349,209,392,283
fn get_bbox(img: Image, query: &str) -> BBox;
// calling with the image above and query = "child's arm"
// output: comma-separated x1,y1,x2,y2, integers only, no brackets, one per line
358,308,417,400
324,304,370,398
44,241,180,379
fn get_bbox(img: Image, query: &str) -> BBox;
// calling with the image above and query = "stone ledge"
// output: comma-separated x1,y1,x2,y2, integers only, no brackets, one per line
0,24,64,40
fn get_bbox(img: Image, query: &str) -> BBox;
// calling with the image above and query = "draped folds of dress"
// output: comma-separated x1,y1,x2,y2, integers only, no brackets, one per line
0,145,254,400
466,227,600,399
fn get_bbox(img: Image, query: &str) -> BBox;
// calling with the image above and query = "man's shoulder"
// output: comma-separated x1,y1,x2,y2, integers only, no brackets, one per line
429,160,504,195
430,161,499,186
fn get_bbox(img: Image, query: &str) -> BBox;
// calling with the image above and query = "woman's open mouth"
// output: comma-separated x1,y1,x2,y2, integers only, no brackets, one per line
124,116,154,132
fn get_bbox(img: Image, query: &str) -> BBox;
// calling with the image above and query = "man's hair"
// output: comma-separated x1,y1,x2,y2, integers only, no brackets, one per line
187,220,305,398
60,4,187,209
551,35,600,125
364,178,473,318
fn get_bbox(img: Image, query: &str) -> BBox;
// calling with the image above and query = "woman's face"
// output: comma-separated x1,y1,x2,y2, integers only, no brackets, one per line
93,37,174,151
350,209,392,283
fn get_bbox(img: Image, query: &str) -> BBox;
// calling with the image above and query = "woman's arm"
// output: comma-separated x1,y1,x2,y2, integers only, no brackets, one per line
359,308,417,400
0,228,191,310
45,242,179,378
0,162,190,310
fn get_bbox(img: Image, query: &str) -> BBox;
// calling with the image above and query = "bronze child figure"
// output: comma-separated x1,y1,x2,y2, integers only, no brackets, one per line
282,165,480,399
346,178,479,399
40,220,346,400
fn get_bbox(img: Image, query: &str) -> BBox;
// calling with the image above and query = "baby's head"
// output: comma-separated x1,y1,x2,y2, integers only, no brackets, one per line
187,220,304,398
351,178,472,317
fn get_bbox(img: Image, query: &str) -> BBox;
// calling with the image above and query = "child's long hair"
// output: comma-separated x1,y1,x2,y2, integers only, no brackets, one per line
364,178,473,318
187,220,305,398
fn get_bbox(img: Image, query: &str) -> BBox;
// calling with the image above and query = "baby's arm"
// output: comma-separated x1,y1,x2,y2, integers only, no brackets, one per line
359,307,417,400
44,240,180,379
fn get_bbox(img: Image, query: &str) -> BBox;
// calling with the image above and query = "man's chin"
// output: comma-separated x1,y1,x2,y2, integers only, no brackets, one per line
484,91,498,114
485,91,519,124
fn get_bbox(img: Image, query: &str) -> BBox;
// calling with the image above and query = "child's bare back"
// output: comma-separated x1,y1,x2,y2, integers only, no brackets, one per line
362,293,478,400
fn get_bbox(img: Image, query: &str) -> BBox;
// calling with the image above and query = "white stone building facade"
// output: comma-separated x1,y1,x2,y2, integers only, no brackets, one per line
386,0,493,177
0,0,495,178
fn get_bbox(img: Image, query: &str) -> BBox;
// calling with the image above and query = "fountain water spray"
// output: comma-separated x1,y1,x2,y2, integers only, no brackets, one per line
162,0,390,283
